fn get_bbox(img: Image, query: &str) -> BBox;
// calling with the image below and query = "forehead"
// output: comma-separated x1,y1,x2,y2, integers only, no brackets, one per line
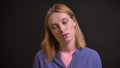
48,12,70,23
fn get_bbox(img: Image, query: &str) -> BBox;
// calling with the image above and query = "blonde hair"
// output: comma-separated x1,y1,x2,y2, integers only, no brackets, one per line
41,3,86,62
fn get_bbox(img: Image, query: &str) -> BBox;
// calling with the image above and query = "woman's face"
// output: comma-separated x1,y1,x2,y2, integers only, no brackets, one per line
48,12,76,43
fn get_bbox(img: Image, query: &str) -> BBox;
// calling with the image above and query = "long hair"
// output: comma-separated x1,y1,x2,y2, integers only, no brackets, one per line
41,3,86,62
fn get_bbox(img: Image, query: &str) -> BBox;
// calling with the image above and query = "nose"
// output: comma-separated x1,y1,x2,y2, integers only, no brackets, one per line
59,24,65,33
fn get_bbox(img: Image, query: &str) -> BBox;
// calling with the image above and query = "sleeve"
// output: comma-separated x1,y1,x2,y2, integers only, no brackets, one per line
33,52,41,68
86,48,102,68
95,53,102,68
33,50,48,68
93,51,102,68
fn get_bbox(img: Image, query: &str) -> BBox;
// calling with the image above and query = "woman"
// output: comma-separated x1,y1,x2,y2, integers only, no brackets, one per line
33,3,102,68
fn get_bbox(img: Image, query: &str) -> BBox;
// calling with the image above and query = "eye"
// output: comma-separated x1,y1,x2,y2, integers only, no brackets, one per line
51,24,58,29
62,18,68,25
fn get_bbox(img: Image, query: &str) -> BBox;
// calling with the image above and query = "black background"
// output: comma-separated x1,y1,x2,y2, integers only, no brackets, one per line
1,0,120,68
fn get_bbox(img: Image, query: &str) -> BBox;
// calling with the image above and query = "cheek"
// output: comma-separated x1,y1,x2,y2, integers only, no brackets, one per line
69,22,75,31
68,23,76,36
51,30,59,38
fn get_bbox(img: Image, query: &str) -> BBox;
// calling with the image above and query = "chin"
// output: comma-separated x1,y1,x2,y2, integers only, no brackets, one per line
62,38,73,42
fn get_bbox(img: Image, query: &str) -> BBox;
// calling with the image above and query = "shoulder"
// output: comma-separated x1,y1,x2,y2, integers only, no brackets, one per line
81,47,102,64
33,50,48,68
82,47,100,56
81,47,102,68
77,47,101,61
34,50,46,59
36,50,45,55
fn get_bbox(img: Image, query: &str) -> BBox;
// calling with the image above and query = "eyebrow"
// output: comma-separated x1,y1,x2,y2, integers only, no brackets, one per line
61,17,68,21
50,17,68,25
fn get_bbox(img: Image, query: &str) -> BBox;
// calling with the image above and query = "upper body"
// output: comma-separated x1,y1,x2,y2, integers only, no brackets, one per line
33,47,102,68
33,3,102,68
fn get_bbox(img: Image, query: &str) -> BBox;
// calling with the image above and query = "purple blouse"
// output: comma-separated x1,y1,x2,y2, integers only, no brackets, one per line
33,47,102,68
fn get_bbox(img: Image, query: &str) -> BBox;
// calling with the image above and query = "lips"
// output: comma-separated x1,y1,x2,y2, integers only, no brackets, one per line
61,33,69,38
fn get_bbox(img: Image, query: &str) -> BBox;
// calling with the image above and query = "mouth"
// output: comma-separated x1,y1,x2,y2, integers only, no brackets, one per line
61,33,69,38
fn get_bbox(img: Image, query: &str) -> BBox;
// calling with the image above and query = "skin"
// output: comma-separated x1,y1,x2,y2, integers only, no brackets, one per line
48,12,77,68
48,12,76,44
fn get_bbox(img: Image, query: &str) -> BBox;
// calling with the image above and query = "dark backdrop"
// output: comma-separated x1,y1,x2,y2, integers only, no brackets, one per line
1,0,120,68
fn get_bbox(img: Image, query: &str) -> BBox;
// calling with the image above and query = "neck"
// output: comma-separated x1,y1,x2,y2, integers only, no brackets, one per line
59,38,76,54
